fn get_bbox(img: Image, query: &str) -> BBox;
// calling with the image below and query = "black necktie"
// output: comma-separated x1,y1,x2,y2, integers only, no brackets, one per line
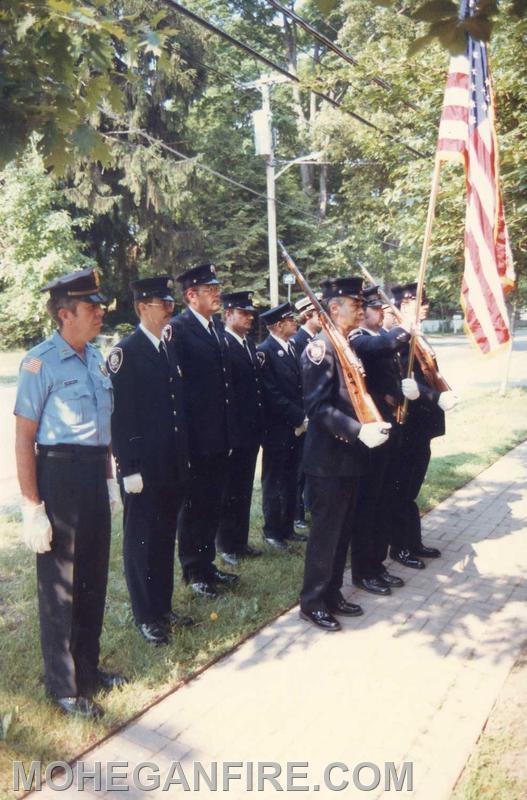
287,342,296,360
208,321,220,343
158,341,168,362
243,338,252,362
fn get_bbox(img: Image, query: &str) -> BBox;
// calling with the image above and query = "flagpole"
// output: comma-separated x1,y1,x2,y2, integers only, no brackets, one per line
499,294,517,397
401,156,442,423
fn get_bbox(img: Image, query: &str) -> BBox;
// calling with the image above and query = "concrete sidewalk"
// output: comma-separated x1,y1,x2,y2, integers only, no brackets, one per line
36,441,527,799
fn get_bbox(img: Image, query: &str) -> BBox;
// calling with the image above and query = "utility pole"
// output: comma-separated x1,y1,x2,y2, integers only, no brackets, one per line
247,74,322,306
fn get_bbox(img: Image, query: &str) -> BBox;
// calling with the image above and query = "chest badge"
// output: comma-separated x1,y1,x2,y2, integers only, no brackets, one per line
256,351,266,367
99,363,109,377
163,324,173,343
108,347,123,374
277,350,284,357
306,339,326,365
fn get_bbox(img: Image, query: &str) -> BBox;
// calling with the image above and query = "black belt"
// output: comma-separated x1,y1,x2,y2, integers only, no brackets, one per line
37,444,108,462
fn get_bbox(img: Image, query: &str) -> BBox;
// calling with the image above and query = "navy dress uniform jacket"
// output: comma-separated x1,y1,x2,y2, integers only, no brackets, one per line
225,331,264,448
301,333,369,478
257,335,304,450
166,309,237,457
109,328,188,484
291,327,314,357
349,326,410,419
108,327,188,624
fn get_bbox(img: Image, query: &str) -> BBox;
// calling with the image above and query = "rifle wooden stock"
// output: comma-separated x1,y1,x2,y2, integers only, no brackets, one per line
278,241,384,425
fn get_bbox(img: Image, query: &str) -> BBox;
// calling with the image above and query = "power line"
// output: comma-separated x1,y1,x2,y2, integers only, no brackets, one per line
262,0,420,113
160,0,429,159
103,127,323,223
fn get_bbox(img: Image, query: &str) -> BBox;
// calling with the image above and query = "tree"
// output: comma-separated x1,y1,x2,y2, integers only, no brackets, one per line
0,143,93,347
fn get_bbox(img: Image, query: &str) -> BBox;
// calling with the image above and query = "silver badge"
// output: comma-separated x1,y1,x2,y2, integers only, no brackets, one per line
306,339,326,365
256,351,266,367
108,347,123,374
99,363,109,377
163,324,172,342
278,350,284,357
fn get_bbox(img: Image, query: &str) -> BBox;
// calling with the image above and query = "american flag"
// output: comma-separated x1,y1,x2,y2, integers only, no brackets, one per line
436,0,515,354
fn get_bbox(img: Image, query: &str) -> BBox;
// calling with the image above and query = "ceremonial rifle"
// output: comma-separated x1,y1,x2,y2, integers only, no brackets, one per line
359,263,451,423
278,241,385,425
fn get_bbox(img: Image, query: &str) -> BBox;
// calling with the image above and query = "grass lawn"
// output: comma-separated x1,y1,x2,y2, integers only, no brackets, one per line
0,386,526,798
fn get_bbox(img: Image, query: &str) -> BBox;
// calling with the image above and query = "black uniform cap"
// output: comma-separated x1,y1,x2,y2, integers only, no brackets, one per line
131,275,175,302
391,282,428,306
176,263,220,290
363,285,384,308
260,302,295,326
321,276,364,300
41,267,106,303
221,290,256,312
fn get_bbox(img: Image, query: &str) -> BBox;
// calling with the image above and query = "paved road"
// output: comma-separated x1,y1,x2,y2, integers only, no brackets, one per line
31,441,527,799
1,333,526,511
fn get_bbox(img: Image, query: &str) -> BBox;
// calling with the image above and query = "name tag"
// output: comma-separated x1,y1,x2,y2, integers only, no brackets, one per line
63,379,78,387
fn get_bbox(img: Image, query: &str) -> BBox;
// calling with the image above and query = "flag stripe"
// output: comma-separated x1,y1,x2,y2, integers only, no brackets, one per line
436,2,514,355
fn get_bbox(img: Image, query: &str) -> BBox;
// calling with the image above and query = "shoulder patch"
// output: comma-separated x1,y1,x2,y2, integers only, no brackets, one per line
306,339,326,365
348,328,362,341
21,357,42,374
163,323,173,343
256,351,266,367
108,347,123,374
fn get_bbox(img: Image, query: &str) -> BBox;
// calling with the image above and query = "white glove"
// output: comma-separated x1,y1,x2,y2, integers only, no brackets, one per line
107,478,121,513
358,422,391,449
21,502,52,554
294,418,308,437
123,473,143,494
438,390,459,412
401,378,420,400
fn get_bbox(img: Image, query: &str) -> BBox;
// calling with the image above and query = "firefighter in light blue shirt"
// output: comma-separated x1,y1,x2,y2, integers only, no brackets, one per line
14,268,126,720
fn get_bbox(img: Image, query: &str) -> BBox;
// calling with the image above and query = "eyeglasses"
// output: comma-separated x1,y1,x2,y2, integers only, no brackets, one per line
145,300,176,309
197,285,221,295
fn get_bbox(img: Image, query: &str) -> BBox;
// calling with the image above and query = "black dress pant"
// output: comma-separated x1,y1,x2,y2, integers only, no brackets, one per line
217,444,259,554
300,475,358,613
351,440,391,579
36,448,110,699
121,477,185,625
178,451,229,582
262,439,301,541
389,424,432,551
294,436,309,522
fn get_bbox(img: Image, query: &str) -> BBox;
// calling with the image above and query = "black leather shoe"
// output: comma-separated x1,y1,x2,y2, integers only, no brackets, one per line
413,544,441,558
327,598,364,617
378,570,405,588
95,670,128,691
189,581,218,599
210,567,239,587
162,610,194,628
353,577,392,595
389,548,426,570
284,531,308,543
137,622,169,646
220,552,239,567
263,536,289,550
53,696,104,719
299,609,341,631
240,544,262,557
294,519,309,530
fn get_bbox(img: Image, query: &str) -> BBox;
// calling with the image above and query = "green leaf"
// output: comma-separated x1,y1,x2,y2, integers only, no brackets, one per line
407,33,435,56
313,0,339,14
140,29,163,57
413,0,458,23
16,13,37,41
463,17,493,41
